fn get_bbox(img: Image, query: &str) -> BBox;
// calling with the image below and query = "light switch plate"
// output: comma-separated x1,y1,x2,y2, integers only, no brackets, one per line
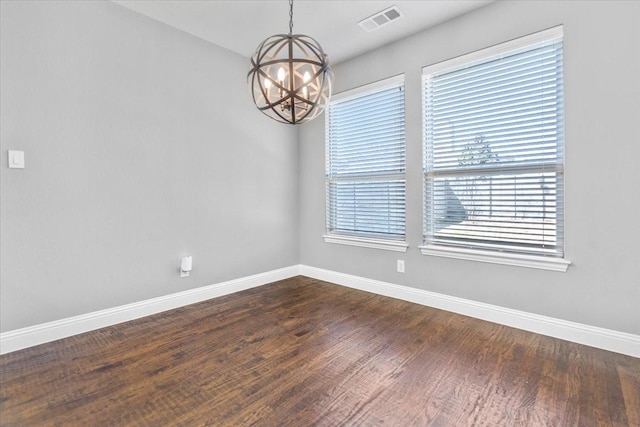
8,151,25,169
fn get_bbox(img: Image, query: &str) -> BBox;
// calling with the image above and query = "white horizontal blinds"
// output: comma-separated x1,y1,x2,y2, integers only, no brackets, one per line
424,29,564,257
327,77,406,239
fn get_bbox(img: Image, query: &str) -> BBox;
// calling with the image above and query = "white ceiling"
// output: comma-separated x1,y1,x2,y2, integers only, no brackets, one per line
111,0,493,65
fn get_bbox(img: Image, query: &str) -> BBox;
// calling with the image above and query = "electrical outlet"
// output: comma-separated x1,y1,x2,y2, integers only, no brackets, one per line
397,259,405,273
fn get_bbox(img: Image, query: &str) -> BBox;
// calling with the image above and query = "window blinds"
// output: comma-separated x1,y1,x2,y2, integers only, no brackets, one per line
326,77,406,240
423,29,564,257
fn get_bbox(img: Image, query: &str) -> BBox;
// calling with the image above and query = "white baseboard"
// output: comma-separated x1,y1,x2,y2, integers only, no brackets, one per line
0,265,300,355
299,265,640,358
3,264,638,358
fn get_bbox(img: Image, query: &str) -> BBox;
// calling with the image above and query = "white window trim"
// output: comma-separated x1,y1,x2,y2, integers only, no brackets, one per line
420,244,570,272
325,74,407,245
421,25,570,270
331,74,405,102
324,235,409,252
422,25,564,75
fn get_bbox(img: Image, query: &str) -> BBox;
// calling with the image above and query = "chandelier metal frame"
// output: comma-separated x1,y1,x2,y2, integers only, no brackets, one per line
248,0,332,125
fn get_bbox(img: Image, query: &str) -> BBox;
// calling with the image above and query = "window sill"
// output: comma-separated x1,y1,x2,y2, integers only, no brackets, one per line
419,245,571,272
323,235,408,252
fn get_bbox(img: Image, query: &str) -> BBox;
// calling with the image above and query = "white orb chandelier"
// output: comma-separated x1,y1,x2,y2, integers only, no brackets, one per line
248,0,333,125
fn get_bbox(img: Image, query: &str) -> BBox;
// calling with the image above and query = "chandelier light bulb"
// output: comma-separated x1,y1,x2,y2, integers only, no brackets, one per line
302,71,310,99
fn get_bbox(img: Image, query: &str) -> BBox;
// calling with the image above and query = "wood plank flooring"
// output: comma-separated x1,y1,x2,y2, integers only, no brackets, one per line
1,276,638,426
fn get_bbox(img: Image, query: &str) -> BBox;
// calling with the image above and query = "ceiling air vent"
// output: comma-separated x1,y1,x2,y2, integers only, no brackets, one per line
358,5,404,32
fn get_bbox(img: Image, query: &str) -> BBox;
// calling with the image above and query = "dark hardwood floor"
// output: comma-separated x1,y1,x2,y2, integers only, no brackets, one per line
1,276,638,426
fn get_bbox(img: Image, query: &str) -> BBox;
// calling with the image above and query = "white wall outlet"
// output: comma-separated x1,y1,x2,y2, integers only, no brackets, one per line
397,259,405,273
180,256,192,278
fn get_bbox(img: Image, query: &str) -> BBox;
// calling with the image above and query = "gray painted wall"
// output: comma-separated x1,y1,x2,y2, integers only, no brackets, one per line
0,1,298,332
299,0,640,335
2,0,638,338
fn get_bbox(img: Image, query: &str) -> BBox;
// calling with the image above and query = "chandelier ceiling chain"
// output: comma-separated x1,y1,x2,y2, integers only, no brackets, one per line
247,0,333,125
289,0,293,34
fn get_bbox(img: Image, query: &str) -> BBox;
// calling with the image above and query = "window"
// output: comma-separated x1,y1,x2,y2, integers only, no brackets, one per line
325,75,407,252
422,26,570,271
